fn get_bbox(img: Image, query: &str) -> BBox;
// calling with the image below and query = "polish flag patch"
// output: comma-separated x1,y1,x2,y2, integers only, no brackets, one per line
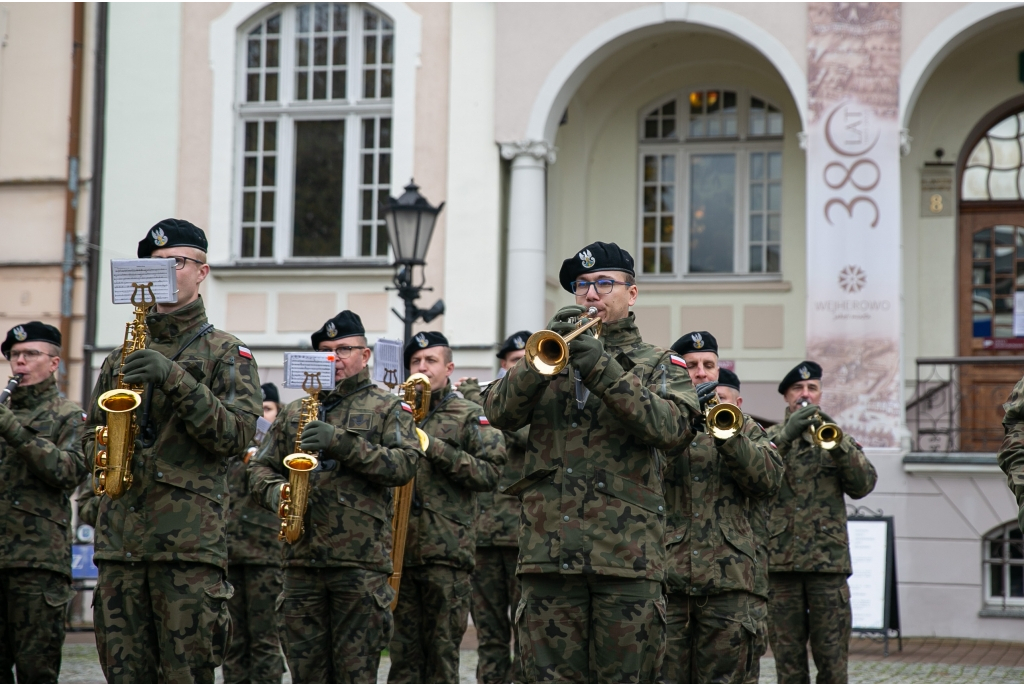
670,355,686,367
769,441,778,449
478,416,490,426
400,402,413,413
238,346,253,359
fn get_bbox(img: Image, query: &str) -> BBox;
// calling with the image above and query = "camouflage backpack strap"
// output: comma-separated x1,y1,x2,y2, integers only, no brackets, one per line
139,323,215,448
320,382,374,418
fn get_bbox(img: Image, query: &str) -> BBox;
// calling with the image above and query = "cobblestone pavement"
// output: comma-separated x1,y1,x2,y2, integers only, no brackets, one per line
55,639,1024,683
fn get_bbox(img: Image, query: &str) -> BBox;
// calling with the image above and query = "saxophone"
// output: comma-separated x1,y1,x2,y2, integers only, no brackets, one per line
278,372,323,543
93,283,154,499
388,373,431,608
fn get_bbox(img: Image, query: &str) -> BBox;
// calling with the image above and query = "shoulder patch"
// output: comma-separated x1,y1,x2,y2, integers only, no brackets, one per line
81,412,88,422
400,402,413,413
854,440,863,449
478,416,490,426
670,354,686,367
769,441,778,449
238,346,253,359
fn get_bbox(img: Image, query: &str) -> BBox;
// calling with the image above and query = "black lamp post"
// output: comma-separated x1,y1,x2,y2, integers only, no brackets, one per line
382,180,446,346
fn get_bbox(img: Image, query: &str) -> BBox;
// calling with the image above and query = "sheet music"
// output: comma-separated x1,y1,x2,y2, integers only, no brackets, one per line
283,352,335,390
373,338,405,387
110,259,178,304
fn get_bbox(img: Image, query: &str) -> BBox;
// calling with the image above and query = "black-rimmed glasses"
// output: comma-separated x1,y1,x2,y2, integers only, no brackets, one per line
571,279,632,295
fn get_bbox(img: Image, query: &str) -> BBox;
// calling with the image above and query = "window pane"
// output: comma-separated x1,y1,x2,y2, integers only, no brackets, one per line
361,225,373,256
661,155,675,182
364,69,376,98
660,216,674,243
265,121,276,149
767,215,781,242
750,184,763,211
293,120,345,257
244,157,257,187
266,13,280,34
332,70,346,99
313,71,327,99
1012,565,1024,597
974,229,992,258
750,153,764,181
243,192,256,222
991,563,1004,598
768,110,783,135
643,186,656,213
768,152,783,180
644,156,656,182
643,217,656,243
333,4,348,30
750,214,763,241
265,73,278,102
767,183,782,211
314,37,328,66
365,36,377,65
362,153,374,184
766,244,780,273
380,118,391,147
333,36,347,65
749,245,762,272
242,226,255,257
248,39,261,69
379,153,391,184
259,225,274,257
660,247,673,273
660,185,674,213
261,192,275,222
297,5,309,32
382,35,394,64
645,119,658,139
266,39,279,68
296,72,308,100
245,122,258,152
262,156,276,186
377,229,389,256
246,74,260,102
689,154,736,273
361,189,373,220
297,38,309,67
314,2,329,32
381,68,393,98
643,246,656,273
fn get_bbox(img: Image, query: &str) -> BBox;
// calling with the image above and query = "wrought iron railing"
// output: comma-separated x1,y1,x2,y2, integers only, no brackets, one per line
908,356,1024,453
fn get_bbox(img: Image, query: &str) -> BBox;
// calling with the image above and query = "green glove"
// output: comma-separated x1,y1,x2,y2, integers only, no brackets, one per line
122,349,174,386
780,404,818,443
0,404,22,441
547,305,586,337
568,333,604,378
818,408,837,425
1018,503,1024,535
299,420,335,453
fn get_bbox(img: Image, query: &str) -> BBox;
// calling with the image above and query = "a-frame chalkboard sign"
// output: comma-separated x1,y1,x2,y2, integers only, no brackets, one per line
846,505,902,656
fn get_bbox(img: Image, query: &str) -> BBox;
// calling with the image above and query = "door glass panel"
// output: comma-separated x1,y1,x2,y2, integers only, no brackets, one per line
970,225,1024,338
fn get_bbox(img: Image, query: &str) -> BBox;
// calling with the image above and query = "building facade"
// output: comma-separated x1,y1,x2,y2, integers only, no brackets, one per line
77,1,1024,639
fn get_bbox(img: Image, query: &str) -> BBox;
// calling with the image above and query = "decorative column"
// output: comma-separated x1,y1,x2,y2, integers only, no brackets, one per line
500,140,556,337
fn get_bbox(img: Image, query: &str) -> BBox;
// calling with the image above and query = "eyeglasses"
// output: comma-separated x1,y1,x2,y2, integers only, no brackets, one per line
8,350,56,361
571,279,632,295
319,346,366,359
167,256,206,270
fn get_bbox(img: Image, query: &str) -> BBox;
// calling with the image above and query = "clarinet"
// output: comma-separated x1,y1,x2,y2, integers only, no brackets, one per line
0,375,23,405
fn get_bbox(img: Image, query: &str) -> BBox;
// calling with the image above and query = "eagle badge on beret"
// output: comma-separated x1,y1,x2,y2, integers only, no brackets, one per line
416,333,428,348
691,332,704,349
799,365,810,379
151,227,169,247
326,321,338,339
579,249,596,268
513,336,525,350
12,326,26,342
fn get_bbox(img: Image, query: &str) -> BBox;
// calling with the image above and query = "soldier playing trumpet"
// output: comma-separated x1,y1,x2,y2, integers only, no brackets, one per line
249,311,423,683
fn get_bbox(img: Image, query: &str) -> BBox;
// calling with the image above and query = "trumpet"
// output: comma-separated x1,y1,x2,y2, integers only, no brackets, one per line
525,307,603,375
703,395,744,440
94,283,154,499
389,372,431,610
278,372,323,544
798,400,843,450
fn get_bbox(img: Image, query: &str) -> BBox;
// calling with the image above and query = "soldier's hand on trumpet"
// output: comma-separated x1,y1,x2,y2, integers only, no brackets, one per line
779,403,819,443
568,331,604,376
547,305,587,336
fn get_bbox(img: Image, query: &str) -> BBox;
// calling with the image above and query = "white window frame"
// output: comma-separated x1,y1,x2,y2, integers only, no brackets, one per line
983,522,1024,609
207,2,420,267
635,87,784,281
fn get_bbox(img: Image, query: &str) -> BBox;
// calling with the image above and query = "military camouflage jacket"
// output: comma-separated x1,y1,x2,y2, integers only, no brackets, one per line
765,413,877,575
0,376,88,576
460,379,526,548
83,297,262,571
404,382,506,571
998,377,1024,509
663,417,783,598
484,313,700,581
249,367,422,573
226,448,282,565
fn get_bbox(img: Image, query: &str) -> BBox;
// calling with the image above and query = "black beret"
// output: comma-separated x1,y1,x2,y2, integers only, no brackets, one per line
558,241,635,293
261,383,280,405
311,311,366,349
671,331,718,356
778,361,823,394
718,368,740,391
2,321,61,359
137,218,209,258
497,330,532,359
405,331,450,369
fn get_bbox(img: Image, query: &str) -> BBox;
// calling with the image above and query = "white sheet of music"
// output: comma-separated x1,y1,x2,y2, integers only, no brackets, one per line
283,352,335,390
110,259,178,304
373,338,405,387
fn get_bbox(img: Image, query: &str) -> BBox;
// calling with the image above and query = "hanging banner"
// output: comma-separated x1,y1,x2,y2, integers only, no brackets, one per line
806,3,902,448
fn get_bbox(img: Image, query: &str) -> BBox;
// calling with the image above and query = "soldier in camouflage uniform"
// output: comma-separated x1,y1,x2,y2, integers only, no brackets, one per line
484,242,704,684
0,322,88,682
765,361,877,684
84,220,262,683
224,382,285,683
660,335,782,684
388,331,506,684
249,311,423,683
457,330,532,684
999,377,1024,533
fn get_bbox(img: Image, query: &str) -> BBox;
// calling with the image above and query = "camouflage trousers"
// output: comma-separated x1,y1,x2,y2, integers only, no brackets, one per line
223,564,285,683
767,572,851,684
388,564,472,684
278,566,394,684
470,546,522,684
516,573,666,684
93,561,233,683
660,590,767,684
0,568,75,683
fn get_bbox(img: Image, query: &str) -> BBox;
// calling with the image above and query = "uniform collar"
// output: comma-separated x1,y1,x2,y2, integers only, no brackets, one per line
430,381,453,408
326,366,372,400
601,312,642,348
145,297,209,345
10,375,58,409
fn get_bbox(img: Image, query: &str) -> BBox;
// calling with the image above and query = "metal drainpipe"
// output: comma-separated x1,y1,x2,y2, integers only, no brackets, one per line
59,2,86,396
81,2,108,405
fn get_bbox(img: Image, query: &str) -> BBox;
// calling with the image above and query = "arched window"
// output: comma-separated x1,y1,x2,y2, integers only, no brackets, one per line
962,112,1024,201
638,89,784,277
237,3,394,261
983,522,1024,609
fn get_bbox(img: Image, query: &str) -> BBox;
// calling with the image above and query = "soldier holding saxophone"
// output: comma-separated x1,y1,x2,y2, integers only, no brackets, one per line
248,311,423,683
84,220,263,683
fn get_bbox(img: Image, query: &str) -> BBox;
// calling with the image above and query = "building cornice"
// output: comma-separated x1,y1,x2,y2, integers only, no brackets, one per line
499,140,557,164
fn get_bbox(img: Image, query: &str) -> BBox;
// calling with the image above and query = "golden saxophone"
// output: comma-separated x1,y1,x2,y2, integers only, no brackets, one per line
389,372,431,609
93,283,155,499
278,372,323,544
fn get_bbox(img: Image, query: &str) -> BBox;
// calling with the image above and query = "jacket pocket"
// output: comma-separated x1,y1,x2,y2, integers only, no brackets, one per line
819,517,849,546
663,524,689,550
43,579,78,608
337,488,390,522
594,470,666,515
767,513,788,538
720,519,757,561
154,459,225,503
10,499,70,528
502,467,557,498
202,579,234,668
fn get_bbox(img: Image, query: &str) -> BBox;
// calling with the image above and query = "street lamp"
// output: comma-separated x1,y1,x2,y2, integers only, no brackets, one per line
383,180,446,346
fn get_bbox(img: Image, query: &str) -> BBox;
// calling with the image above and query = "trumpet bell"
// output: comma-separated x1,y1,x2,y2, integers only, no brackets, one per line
524,331,570,376
706,401,744,441
814,423,843,451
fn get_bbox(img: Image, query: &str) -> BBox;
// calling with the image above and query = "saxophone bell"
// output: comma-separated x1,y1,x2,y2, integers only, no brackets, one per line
278,372,323,544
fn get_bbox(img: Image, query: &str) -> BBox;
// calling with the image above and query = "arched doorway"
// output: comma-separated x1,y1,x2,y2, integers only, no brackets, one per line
958,95,1024,450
